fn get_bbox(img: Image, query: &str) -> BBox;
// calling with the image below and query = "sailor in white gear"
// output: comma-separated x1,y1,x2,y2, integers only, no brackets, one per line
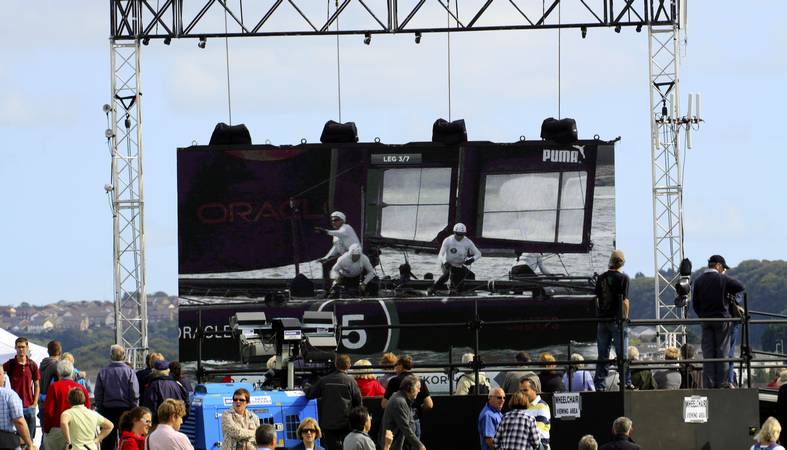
316,211,360,261
430,223,481,294
315,211,360,289
329,244,376,297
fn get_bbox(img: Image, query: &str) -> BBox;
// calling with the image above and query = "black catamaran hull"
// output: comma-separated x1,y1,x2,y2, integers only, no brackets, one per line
178,295,597,361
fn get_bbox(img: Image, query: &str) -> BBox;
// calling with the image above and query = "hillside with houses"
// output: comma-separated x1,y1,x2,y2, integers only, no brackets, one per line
0,293,179,384
0,292,177,334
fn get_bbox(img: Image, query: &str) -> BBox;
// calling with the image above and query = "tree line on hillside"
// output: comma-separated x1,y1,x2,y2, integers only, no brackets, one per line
22,319,178,382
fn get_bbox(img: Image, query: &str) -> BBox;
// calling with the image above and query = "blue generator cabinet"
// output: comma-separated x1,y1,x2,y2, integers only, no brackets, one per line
182,383,319,449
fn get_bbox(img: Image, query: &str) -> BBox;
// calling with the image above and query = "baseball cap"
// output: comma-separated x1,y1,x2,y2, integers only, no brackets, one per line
453,223,467,234
154,360,170,371
708,255,729,269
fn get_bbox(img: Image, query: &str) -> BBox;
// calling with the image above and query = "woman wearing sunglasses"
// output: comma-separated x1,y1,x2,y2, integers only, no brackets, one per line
290,417,324,450
117,407,152,450
221,388,260,450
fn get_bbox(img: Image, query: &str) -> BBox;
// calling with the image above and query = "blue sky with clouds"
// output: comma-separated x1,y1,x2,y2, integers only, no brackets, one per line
1,1,785,305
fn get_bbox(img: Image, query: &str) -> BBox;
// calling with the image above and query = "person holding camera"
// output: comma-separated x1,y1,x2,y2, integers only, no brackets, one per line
693,255,745,388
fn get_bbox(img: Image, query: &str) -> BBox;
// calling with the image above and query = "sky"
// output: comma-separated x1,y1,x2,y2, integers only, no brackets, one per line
1,1,785,305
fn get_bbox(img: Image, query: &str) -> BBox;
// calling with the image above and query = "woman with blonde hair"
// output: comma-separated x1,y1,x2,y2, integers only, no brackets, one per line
538,352,565,393
290,417,325,450
455,353,491,395
751,417,785,450
493,391,541,450
353,360,386,397
221,388,260,450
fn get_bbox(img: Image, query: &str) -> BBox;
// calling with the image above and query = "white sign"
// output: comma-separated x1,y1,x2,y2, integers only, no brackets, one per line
552,392,582,419
683,396,708,423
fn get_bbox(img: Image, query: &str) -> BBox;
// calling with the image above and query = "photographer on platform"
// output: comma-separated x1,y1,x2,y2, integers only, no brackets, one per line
692,254,745,388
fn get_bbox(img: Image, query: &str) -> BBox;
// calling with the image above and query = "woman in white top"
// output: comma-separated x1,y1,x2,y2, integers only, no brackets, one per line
455,353,491,395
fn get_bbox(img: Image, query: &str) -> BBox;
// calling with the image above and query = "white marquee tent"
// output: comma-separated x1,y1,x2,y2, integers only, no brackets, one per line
0,328,48,366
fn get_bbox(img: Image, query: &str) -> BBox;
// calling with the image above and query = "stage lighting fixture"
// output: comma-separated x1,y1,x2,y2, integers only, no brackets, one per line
320,120,359,144
415,32,422,44
164,37,171,45
432,118,467,145
198,37,207,48
636,24,643,32
363,33,371,45
614,25,621,33
142,38,150,46
581,26,587,39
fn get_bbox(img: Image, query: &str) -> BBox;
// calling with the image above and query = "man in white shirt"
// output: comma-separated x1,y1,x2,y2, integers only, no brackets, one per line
329,244,376,298
316,211,361,293
428,223,481,295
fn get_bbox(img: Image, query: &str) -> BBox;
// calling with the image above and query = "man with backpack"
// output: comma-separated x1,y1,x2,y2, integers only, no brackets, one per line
593,250,633,391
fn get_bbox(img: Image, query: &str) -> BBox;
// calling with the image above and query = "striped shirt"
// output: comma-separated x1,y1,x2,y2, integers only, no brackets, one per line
493,409,541,450
525,395,551,447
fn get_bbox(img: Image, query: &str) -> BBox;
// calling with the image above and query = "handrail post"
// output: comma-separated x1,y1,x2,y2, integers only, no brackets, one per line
743,292,752,388
473,298,481,395
567,340,573,391
448,345,454,395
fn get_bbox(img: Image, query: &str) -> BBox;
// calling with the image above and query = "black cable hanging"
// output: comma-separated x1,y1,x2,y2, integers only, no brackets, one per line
330,0,343,122
224,5,233,125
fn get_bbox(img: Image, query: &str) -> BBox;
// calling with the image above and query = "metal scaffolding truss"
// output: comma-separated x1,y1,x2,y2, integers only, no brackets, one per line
108,0,686,359
110,0,678,39
648,22,686,348
110,40,148,369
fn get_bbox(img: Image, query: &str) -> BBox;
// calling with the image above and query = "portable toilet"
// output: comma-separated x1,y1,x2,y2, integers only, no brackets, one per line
183,383,319,449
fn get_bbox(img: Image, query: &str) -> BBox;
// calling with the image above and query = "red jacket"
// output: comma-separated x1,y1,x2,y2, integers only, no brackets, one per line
356,378,386,397
118,430,146,450
43,380,91,432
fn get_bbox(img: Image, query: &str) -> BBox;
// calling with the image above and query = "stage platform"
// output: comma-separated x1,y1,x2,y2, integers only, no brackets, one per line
362,389,760,449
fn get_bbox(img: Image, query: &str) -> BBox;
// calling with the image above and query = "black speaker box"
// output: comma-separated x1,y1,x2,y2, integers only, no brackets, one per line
432,118,467,145
320,120,358,144
540,117,578,143
209,122,252,145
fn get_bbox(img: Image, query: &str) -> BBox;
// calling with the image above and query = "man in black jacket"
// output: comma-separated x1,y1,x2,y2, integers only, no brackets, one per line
599,416,641,450
692,254,745,388
306,354,362,450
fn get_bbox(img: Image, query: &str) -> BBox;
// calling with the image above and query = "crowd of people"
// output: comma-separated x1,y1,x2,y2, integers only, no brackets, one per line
0,338,193,450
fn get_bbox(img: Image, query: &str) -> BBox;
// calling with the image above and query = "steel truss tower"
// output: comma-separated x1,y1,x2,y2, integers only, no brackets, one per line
110,35,148,370
108,0,684,356
648,17,686,347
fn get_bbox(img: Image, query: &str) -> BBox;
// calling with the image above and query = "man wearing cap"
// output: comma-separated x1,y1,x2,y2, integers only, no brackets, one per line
329,244,377,298
428,223,481,294
693,255,745,388
143,359,189,423
315,211,361,293
594,249,633,391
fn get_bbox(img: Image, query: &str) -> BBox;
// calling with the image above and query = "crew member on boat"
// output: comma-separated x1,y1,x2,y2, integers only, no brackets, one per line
329,244,377,297
315,211,360,289
428,223,481,294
